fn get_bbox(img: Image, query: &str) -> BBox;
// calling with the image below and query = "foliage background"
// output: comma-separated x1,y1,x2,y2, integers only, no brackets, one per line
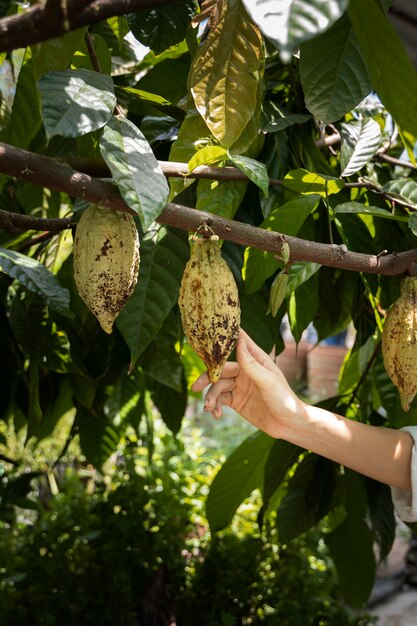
1,0,417,620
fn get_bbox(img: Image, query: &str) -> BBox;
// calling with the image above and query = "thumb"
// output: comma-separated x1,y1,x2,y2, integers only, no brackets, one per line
236,332,272,384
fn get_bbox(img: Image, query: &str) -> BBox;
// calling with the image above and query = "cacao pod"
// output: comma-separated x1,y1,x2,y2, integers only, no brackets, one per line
73,204,139,334
179,235,241,383
382,276,417,411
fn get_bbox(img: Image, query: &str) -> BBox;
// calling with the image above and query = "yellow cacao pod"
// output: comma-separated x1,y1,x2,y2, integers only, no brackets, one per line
73,204,139,334
382,276,417,411
179,235,241,383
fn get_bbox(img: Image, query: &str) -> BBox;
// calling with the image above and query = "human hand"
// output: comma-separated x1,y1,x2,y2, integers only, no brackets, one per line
191,330,304,439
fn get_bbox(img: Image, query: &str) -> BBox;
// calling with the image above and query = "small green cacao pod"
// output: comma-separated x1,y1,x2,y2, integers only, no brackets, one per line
179,235,241,383
73,204,140,334
382,276,417,411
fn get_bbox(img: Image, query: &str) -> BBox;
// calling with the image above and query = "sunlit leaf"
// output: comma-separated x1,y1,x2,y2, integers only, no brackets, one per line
187,145,228,171
243,0,348,58
334,201,408,223
340,118,381,177
99,115,169,229
228,152,269,196
38,68,116,139
382,178,417,209
283,168,345,196
190,0,264,146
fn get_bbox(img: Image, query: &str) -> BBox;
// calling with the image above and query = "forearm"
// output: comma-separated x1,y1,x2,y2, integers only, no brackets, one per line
280,403,414,492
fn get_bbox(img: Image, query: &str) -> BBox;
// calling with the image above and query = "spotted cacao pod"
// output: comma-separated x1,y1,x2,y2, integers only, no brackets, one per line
73,204,139,334
382,276,417,411
179,235,240,383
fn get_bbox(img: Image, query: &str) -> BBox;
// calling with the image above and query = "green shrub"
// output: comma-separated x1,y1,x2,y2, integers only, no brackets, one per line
0,429,376,626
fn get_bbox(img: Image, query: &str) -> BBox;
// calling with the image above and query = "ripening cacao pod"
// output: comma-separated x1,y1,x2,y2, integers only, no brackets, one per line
73,204,139,334
179,234,241,383
382,276,417,411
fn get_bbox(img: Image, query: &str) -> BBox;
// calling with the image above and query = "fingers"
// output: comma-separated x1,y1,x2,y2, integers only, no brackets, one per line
191,361,240,392
204,376,236,411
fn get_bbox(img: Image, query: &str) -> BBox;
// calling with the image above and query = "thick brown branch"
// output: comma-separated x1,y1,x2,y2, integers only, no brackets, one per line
0,141,416,276
0,0,174,53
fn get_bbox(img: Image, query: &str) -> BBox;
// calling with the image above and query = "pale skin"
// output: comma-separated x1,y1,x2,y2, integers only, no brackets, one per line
192,330,414,493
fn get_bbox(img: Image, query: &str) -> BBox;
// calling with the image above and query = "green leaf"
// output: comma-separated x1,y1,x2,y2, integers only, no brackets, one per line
187,145,228,171
241,288,279,353
243,195,319,294
190,0,264,147
243,0,348,58
38,68,116,140
104,370,143,427
99,115,169,229
77,406,121,469
287,272,319,342
151,379,187,434
206,431,274,533
366,479,395,560
127,0,197,55
228,152,269,197
325,515,376,606
408,213,417,236
196,178,248,219
277,454,336,542
299,14,371,122
348,0,417,153
283,169,345,197
168,109,212,199
116,228,189,366
382,178,417,209
0,56,42,148
262,100,311,132
334,201,408,223
262,440,302,511
31,28,86,79
0,248,71,317
340,118,381,177
286,261,321,297
0,58,15,130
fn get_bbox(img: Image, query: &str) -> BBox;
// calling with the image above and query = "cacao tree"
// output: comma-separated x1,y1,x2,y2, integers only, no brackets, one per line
1,0,417,607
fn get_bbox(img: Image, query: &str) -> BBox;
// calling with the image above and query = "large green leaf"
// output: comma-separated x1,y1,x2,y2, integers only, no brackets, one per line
262,439,302,512
277,454,336,542
116,227,189,366
243,195,319,294
38,68,116,140
334,201,408,223
190,0,264,147
127,0,197,55
151,379,187,434
287,272,319,342
325,470,376,607
0,58,15,130
300,14,371,122
340,118,381,177
0,56,42,148
286,261,321,296
78,406,122,469
348,0,417,154
0,248,71,317
104,370,143,427
31,29,86,79
206,431,274,532
241,287,280,352
366,479,395,560
99,115,169,229
243,0,348,58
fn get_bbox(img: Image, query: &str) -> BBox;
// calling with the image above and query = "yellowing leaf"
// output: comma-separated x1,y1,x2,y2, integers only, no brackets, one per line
190,0,264,147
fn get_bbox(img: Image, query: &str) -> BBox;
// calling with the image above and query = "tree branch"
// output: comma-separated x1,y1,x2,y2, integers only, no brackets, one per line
0,0,174,53
0,142,416,276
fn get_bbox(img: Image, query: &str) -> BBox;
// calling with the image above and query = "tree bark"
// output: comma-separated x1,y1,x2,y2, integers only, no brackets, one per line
0,142,416,276
0,0,174,53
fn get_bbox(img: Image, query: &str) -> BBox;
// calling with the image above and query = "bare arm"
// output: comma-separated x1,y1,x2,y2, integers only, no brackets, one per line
192,330,414,492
